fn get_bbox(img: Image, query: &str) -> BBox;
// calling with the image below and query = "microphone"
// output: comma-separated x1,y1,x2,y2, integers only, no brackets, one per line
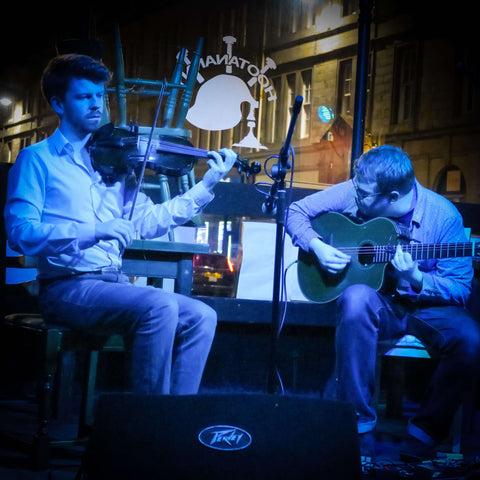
292,95,303,116
279,95,302,163
262,95,303,215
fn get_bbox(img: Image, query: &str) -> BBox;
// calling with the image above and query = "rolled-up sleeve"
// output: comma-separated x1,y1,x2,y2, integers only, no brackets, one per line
286,181,353,252
126,180,214,239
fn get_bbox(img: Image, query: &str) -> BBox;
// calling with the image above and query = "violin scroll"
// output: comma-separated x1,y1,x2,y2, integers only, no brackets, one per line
209,151,261,178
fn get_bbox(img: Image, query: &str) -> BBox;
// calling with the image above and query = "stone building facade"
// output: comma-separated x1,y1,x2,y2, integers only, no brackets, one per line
1,0,478,202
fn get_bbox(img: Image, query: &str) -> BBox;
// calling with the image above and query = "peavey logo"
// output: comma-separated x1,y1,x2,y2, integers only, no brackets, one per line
198,425,252,451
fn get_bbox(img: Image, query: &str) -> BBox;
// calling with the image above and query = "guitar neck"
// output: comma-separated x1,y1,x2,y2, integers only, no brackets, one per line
406,242,476,261
374,242,476,263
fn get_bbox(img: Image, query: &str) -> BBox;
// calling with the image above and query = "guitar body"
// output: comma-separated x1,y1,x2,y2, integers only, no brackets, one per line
297,212,399,303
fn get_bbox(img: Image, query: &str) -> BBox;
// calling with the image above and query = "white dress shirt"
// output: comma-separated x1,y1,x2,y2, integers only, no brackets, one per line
5,128,213,278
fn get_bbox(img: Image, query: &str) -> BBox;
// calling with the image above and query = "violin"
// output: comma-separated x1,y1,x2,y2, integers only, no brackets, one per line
89,123,261,185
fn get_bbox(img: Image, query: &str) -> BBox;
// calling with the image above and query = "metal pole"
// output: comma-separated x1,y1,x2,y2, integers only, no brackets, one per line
114,24,127,128
350,0,373,177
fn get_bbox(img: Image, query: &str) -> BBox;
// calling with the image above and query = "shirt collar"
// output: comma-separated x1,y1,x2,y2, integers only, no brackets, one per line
410,180,425,227
388,181,418,227
50,128,92,156
50,128,99,182
50,128,71,156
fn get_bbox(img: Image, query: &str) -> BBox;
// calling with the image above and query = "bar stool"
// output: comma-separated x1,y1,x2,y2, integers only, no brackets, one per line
378,272,480,454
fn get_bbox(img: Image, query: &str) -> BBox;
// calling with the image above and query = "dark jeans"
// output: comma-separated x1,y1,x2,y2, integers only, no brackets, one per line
39,272,217,395
327,284,480,444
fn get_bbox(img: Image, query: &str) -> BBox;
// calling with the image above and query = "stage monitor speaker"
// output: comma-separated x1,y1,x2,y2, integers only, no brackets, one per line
82,392,361,480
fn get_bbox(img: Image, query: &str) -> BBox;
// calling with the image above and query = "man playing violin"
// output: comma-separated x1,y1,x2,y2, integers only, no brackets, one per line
4,54,237,395
286,145,480,461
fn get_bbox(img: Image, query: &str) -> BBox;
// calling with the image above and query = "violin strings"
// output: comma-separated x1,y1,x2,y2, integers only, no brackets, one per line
137,136,208,158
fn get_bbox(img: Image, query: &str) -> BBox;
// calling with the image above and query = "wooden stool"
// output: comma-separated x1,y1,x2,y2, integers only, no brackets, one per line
379,334,466,454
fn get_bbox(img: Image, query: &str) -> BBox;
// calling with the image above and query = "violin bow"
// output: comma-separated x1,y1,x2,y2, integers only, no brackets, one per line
128,80,167,221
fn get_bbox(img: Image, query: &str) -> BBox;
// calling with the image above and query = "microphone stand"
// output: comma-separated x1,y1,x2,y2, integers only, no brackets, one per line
266,95,303,394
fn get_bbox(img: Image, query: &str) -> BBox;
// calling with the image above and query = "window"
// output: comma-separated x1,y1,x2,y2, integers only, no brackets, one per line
292,0,316,33
261,70,312,144
230,5,247,46
284,73,297,138
300,70,312,138
22,89,34,116
279,1,294,36
270,0,317,37
435,165,466,202
454,47,476,117
287,74,296,113
392,44,417,124
342,0,359,16
37,130,48,142
20,137,32,150
264,76,281,143
338,59,353,116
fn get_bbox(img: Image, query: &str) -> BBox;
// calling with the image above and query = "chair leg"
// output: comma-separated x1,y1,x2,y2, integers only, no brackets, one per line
376,356,407,418
385,358,406,419
55,351,76,420
451,405,462,454
34,329,62,470
373,355,382,409
78,350,99,438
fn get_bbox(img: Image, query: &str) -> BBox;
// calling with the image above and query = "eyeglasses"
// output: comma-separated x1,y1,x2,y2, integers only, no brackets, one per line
352,178,387,200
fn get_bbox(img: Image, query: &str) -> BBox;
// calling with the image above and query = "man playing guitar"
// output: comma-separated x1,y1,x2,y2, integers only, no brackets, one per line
286,145,480,461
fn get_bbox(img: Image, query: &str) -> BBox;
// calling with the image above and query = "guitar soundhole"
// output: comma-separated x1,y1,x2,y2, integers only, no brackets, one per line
358,242,375,266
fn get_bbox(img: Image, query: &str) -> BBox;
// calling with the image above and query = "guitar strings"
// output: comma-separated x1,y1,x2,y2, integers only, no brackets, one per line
336,242,474,251
334,242,475,260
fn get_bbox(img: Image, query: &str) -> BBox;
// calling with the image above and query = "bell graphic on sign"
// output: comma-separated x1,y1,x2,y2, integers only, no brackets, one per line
186,36,268,149
187,74,257,130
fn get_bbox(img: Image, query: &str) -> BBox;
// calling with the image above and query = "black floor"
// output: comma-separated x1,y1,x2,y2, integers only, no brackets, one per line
0,397,84,479
0,390,479,480
0,328,479,479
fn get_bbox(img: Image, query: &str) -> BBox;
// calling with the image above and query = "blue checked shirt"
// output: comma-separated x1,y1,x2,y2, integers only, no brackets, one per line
286,179,473,306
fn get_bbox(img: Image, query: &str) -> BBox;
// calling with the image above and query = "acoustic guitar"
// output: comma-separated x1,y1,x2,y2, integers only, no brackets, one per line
297,212,479,304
